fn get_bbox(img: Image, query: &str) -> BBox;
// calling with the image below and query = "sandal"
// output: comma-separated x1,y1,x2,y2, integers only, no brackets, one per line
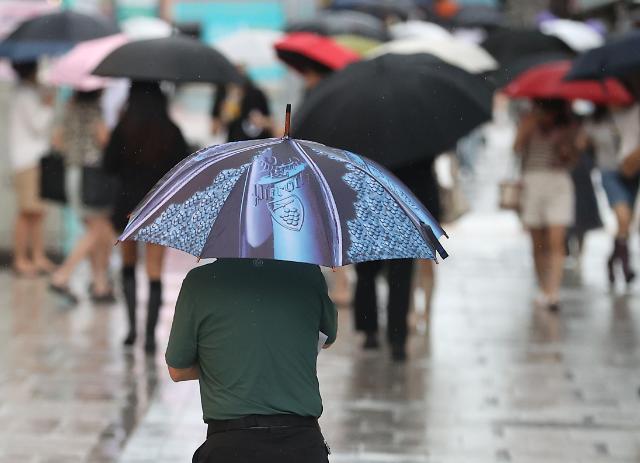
48,282,79,304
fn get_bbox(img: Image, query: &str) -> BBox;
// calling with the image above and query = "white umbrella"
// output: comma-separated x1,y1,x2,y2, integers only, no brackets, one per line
389,20,451,41
540,19,604,52
214,28,283,68
121,16,173,40
367,37,498,73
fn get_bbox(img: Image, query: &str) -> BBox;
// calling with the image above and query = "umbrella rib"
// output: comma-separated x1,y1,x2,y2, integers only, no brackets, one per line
290,139,344,266
121,139,281,240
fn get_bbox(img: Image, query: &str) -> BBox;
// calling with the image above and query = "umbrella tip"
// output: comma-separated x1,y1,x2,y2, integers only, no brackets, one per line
284,104,291,139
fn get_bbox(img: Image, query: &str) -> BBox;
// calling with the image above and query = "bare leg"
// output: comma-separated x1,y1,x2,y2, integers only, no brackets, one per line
29,212,55,273
13,212,36,276
89,217,114,296
613,203,632,239
51,218,101,287
546,225,567,304
529,228,548,293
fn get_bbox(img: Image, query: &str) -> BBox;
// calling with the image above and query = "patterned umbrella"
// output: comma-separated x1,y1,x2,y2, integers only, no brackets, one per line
119,107,448,267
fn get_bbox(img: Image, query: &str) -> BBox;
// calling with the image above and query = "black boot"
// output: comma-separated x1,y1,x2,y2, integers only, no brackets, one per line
616,239,636,284
145,280,162,354
122,266,137,346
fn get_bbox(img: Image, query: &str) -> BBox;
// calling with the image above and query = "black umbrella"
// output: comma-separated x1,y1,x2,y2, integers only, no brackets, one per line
285,10,390,42
482,29,574,65
488,51,575,87
292,53,494,168
93,36,241,84
566,30,640,80
328,0,416,21
453,5,505,29
0,10,119,62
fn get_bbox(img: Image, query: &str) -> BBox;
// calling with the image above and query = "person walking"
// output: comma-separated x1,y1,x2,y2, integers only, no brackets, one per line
582,104,637,284
211,68,273,143
8,61,55,277
353,158,441,361
514,99,579,311
49,89,115,303
104,81,189,353
165,258,336,463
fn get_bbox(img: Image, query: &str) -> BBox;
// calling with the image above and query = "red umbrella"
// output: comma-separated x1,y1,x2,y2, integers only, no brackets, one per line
274,32,360,73
503,60,633,106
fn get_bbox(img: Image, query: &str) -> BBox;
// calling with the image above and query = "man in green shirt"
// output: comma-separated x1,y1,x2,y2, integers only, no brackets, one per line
165,258,337,463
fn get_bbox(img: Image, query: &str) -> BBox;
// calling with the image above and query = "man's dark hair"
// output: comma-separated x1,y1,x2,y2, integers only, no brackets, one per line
11,61,37,81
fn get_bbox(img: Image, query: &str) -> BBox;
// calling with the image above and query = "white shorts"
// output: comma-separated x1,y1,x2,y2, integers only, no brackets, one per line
520,171,574,228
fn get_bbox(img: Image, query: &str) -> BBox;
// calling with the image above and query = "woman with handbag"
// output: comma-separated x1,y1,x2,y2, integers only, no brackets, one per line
514,99,579,312
104,82,189,354
49,90,115,303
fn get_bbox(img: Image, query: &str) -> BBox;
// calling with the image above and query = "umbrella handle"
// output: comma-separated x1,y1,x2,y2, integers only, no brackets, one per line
284,104,291,139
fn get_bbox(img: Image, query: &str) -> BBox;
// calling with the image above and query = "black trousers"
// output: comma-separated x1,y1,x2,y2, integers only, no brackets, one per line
193,418,329,463
354,259,414,345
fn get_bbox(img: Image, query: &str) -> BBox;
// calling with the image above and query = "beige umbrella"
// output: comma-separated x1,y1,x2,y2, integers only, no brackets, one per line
366,37,497,73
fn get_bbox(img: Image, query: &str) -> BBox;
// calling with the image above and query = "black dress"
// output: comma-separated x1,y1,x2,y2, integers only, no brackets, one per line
104,121,189,233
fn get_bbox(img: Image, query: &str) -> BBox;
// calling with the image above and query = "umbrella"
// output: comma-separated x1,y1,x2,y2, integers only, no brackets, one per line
274,32,360,73
0,10,119,62
487,51,575,87
453,5,504,29
285,10,390,42
389,20,452,41
215,29,283,68
566,30,640,80
333,34,381,56
120,16,173,40
367,37,498,73
503,60,633,105
327,0,416,20
292,54,494,168
93,35,241,84
118,107,448,267
482,29,574,65
47,34,127,91
540,19,604,52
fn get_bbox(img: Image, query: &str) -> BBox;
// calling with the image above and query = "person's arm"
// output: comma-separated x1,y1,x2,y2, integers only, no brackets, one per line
513,112,537,155
165,272,199,380
317,269,338,349
211,85,226,134
94,119,110,148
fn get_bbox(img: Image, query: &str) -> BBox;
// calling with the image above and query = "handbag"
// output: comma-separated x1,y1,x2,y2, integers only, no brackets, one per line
436,153,469,224
81,164,118,208
498,154,522,212
620,146,640,178
39,150,67,203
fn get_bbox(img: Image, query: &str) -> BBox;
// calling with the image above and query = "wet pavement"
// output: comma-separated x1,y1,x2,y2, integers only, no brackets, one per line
1,120,640,462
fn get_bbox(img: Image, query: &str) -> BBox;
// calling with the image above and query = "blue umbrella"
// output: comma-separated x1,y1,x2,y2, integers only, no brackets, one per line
566,30,640,81
119,107,448,267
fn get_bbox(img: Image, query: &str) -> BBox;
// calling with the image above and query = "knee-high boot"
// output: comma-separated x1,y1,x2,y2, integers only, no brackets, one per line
122,266,137,346
145,280,162,354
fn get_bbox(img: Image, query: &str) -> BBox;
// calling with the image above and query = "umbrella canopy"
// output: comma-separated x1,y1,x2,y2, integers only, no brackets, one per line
453,5,504,29
482,29,574,65
274,32,360,73
93,35,241,84
215,28,283,68
292,54,494,168
48,33,127,91
488,51,574,87
118,123,448,267
120,16,173,40
540,19,604,52
503,60,633,105
327,0,416,20
367,37,498,73
0,10,119,62
566,30,640,80
285,10,390,42
389,20,452,41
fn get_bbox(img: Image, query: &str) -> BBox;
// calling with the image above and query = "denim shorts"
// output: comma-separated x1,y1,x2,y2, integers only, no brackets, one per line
600,170,640,208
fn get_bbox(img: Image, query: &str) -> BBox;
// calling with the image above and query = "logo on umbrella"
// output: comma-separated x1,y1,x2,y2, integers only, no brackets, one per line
253,152,308,232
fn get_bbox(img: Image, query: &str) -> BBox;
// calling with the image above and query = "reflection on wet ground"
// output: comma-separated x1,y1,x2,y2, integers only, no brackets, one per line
1,122,640,462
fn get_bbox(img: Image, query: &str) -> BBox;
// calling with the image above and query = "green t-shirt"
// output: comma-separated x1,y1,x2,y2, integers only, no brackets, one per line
165,258,338,421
